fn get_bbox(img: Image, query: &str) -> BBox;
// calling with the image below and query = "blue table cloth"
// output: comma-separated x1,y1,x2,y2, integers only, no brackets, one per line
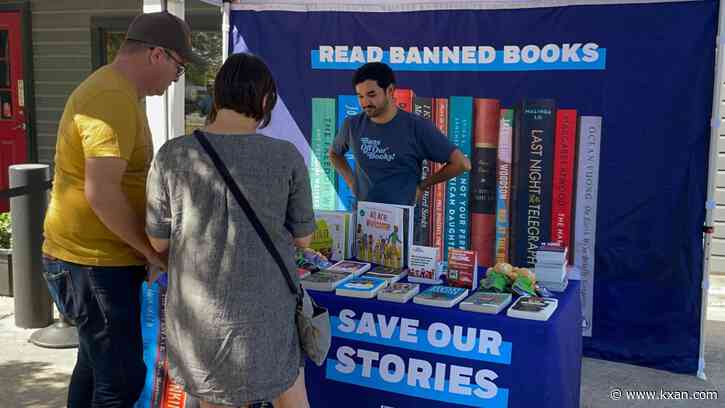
304,280,582,408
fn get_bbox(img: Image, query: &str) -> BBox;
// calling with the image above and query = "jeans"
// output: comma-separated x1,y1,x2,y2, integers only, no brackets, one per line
42,257,147,408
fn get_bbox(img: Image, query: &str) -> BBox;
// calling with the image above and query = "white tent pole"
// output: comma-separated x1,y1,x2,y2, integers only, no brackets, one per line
143,0,186,151
222,0,231,61
143,0,168,153
699,0,725,381
167,0,186,141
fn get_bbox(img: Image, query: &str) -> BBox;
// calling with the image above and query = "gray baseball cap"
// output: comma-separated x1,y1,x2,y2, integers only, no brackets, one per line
125,11,204,65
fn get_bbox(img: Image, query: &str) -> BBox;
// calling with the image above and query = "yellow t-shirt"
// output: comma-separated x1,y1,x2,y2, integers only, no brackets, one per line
43,65,152,266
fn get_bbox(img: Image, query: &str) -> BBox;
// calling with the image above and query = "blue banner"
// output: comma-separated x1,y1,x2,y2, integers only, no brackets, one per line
305,281,581,408
231,0,716,374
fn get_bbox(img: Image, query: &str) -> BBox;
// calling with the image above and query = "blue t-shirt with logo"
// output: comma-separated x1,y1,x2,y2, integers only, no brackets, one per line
331,109,456,206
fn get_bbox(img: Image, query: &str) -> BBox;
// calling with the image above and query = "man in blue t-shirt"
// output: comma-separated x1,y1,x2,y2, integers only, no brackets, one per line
329,62,471,206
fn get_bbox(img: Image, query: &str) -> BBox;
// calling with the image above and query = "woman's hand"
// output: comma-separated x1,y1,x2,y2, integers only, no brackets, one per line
294,233,313,248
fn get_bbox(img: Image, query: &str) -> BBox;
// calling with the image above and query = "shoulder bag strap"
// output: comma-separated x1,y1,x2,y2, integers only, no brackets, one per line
193,130,299,297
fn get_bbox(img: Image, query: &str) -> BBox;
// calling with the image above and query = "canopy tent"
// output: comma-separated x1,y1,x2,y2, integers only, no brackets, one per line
154,0,720,378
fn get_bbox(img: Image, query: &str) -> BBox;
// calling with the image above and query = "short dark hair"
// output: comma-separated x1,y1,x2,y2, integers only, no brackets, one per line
352,62,395,91
212,53,277,128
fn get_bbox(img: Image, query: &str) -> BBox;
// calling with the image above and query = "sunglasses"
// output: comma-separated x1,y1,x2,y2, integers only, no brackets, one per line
148,46,186,77
161,48,186,77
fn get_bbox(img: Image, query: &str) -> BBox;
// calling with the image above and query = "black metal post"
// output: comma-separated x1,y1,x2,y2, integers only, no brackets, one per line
10,164,52,328
7,163,78,348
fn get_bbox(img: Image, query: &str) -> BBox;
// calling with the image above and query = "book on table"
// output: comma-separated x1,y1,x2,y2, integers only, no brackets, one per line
507,296,559,321
408,245,443,284
365,265,408,284
447,248,479,290
327,260,371,276
538,277,569,293
413,285,469,308
335,276,388,299
312,210,354,261
459,292,512,314
355,201,414,269
300,269,353,291
377,282,421,303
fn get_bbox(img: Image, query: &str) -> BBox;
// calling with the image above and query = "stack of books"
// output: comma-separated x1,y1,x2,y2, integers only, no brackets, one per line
534,243,568,292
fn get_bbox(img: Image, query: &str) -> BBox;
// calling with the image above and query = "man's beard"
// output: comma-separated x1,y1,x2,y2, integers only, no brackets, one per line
364,100,388,118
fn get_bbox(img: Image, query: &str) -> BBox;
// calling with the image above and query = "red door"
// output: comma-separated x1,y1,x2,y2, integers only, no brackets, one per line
0,11,27,212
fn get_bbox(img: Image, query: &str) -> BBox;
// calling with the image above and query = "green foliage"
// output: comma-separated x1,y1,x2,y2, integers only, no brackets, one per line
0,212,11,249
105,32,125,64
187,31,223,89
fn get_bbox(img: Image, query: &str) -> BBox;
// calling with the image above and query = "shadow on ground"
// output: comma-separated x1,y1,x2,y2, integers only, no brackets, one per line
580,320,725,407
0,360,68,408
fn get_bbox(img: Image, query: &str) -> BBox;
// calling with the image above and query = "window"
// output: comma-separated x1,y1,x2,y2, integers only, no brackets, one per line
184,31,222,134
0,30,11,119
104,31,125,64
92,16,223,135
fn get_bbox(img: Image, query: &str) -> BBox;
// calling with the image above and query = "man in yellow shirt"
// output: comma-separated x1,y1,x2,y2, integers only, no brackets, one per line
41,12,201,407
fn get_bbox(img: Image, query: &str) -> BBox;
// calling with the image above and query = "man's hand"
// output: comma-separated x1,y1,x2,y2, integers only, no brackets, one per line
147,265,163,283
86,157,163,267
416,149,471,202
144,250,167,283
145,249,168,271
145,237,170,282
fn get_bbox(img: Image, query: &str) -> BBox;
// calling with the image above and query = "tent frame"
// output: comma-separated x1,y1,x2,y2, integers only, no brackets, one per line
149,0,719,378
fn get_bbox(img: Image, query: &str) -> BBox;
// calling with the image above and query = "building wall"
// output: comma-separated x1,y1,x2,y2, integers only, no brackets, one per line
713,132,725,274
5,0,218,165
6,0,143,165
